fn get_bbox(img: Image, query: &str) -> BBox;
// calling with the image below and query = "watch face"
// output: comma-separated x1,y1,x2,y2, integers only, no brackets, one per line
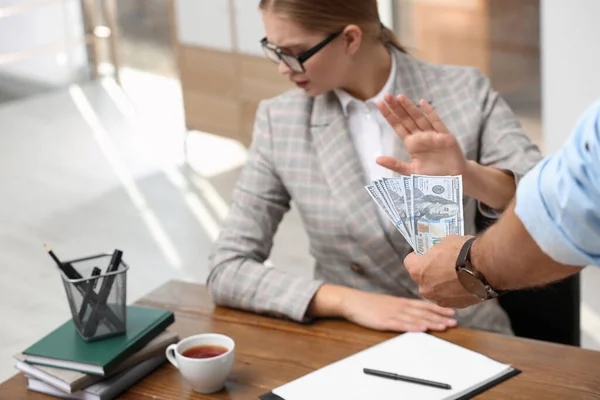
457,269,489,300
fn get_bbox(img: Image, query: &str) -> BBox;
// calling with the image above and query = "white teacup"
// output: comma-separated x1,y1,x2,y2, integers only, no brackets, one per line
165,333,235,393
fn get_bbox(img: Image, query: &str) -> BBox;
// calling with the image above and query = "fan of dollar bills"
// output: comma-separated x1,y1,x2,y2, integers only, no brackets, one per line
365,175,465,255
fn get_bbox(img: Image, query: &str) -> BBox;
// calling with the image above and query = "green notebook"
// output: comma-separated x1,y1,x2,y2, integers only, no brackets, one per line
23,306,175,376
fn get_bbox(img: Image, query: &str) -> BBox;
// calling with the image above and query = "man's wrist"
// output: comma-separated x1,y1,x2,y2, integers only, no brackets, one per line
470,236,505,291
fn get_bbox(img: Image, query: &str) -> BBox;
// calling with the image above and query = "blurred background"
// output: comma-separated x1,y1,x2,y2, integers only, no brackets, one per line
1,0,599,383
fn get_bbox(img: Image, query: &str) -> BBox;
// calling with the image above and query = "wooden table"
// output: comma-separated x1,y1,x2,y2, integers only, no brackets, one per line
2,281,600,399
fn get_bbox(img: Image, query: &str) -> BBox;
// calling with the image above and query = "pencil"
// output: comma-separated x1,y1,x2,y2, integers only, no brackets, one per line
44,244,62,267
44,244,81,280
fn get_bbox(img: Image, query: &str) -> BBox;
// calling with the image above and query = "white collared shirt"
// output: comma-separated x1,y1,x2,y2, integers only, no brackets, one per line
334,54,398,229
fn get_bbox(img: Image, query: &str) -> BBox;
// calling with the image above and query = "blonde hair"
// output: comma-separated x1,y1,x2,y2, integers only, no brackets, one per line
259,0,407,53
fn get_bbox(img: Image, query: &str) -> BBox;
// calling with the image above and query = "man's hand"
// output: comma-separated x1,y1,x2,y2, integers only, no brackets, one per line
404,235,481,309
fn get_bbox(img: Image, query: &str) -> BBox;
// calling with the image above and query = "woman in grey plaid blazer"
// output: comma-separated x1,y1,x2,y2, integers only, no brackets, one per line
207,0,542,335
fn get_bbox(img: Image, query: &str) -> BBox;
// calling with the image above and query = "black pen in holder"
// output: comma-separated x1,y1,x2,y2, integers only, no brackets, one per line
59,253,129,342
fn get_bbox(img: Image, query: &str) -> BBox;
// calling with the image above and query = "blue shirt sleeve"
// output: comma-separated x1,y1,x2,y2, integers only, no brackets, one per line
515,99,600,266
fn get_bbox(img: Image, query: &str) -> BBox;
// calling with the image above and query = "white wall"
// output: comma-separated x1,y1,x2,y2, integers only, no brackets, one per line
175,0,396,57
541,0,600,154
0,0,87,87
0,0,42,6
234,0,264,56
378,0,394,29
542,0,600,351
175,0,232,51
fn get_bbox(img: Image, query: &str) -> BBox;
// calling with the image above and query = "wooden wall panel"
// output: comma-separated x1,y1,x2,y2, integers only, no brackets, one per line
182,90,241,139
488,0,540,94
239,55,291,99
177,37,293,145
177,44,240,142
178,44,238,97
413,0,490,75
238,54,293,145
401,0,539,96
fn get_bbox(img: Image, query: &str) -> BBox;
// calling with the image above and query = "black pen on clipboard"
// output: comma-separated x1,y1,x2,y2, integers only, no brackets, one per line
363,368,452,390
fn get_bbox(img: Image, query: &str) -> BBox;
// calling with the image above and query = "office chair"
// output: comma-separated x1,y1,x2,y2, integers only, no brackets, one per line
497,274,581,346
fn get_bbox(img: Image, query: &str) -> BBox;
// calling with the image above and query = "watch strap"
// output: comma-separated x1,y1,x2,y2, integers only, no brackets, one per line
456,237,477,271
456,237,505,299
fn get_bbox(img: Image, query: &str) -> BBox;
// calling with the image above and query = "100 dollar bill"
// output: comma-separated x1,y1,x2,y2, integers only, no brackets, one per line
411,175,464,254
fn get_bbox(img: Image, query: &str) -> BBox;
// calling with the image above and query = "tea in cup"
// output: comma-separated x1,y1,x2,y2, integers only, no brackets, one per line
165,333,235,393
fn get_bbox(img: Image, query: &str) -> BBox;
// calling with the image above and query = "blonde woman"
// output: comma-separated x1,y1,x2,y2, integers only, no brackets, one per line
207,0,541,334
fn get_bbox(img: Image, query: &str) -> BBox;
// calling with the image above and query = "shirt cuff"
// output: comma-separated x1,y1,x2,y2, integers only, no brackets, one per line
515,159,591,266
293,280,326,323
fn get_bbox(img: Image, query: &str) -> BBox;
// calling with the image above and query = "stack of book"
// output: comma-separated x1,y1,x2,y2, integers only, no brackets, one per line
14,305,176,399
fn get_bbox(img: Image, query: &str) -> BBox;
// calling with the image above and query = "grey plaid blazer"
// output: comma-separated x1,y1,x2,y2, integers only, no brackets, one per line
207,49,541,334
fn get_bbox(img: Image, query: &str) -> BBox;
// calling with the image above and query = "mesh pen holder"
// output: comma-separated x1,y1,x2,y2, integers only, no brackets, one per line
60,253,129,342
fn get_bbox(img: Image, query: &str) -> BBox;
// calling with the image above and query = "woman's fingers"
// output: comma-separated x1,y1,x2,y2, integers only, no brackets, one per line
407,308,457,330
376,156,412,175
419,99,450,133
393,311,452,332
378,94,410,140
385,320,428,333
378,95,450,141
411,298,457,317
398,95,434,132
390,299,458,332
407,299,457,330
382,94,420,134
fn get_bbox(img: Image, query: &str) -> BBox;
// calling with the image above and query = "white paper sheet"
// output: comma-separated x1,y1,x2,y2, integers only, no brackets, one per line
272,332,514,400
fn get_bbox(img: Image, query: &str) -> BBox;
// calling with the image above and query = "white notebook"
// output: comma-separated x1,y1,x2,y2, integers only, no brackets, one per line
268,332,519,400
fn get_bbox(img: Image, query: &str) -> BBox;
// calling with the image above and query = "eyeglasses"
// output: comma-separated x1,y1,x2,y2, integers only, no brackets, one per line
260,30,343,73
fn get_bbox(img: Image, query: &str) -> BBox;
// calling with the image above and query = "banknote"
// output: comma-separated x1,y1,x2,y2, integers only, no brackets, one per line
374,179,399,221
411,174,464,254
381,178,413,248
402,175,415,241
365,184,397,225
365,184,414,248
365,174,464,254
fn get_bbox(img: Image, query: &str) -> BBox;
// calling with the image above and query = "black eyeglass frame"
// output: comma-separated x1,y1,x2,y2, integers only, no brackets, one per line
260,30,343,73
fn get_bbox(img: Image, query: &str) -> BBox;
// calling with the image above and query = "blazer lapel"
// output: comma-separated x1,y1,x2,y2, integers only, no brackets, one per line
310,92,419,295
310,92,381,245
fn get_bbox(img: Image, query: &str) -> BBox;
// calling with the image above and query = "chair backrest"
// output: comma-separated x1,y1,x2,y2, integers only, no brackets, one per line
475,210,581,346
497,274,581,346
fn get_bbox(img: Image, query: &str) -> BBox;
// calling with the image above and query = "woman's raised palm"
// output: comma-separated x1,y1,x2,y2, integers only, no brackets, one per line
376,94,468,176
